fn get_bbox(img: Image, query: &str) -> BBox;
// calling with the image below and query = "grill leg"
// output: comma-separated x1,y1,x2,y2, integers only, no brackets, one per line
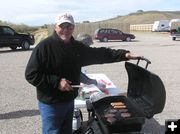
87,111,95,125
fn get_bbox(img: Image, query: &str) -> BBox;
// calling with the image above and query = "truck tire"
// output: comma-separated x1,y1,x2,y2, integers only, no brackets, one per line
22,41,30,50
102,37,108,42
126,37,131,41
172,37,176,41
10,46,17,50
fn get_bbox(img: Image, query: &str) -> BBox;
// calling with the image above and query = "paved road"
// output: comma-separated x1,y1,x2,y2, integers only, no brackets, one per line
0,32,180,134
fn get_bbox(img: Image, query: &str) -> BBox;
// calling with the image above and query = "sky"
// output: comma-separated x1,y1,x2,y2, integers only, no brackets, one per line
0,0,180,26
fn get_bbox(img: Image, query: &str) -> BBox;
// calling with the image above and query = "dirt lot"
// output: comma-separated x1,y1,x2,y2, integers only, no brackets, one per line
0,32,180,134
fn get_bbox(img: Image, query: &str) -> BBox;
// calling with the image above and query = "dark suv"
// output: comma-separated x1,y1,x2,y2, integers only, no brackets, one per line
0,25,35,50
94,28,135,42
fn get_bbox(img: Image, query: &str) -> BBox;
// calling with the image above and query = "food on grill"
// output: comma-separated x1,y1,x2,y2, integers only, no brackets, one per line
113,105,126,109
106,117,117,124
108,109,118,113
121,112,131,118
118,108,128,113
104,113,117,124
110,102,124,106
110,101,127,109
104,113,116,118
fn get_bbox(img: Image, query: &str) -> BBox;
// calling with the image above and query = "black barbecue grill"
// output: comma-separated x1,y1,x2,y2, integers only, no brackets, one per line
86,59,166,134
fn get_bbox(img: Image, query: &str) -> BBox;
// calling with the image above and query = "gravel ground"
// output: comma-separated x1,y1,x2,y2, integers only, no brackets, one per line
0,32,180,134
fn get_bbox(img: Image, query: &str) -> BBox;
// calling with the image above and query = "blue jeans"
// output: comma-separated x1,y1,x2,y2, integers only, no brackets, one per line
38,100,74,134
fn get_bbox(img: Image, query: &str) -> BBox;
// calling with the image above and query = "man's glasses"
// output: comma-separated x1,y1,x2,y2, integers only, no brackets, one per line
59,23,74,30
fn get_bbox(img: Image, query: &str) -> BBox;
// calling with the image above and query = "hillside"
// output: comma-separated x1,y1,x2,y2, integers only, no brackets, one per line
33,28,48,44
94,11,180,24
2,10,179,39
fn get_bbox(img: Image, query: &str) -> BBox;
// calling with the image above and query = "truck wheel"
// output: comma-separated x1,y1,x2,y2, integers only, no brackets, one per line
10,46,17,50
172,37,176,41
126,37,131,41
22,41,30,50
102,37,108,42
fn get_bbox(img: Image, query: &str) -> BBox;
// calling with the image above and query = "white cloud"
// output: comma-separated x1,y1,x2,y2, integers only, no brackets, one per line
0,0,179,26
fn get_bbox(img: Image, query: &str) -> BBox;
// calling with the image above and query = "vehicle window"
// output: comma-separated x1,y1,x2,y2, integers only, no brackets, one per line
161,24,165,27
99,29,104,34
118,30,123,34
111,29,118,34
2,27,14,35
0,28,3,35
177,27,180,32
107,29,111,34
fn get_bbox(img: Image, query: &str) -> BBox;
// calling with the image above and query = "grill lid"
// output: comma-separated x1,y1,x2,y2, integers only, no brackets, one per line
125,61,166,118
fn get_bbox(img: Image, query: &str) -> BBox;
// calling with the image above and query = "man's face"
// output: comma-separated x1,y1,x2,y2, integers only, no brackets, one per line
54,22,75,43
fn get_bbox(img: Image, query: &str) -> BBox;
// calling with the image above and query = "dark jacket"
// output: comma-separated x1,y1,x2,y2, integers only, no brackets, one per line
25,32,129,104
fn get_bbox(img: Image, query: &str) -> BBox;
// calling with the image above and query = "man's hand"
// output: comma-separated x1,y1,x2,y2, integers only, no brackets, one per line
125,52,144,60
58,78,73,91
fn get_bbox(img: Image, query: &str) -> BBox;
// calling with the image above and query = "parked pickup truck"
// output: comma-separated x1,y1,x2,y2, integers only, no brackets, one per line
170,27,180,41
0,25,35,50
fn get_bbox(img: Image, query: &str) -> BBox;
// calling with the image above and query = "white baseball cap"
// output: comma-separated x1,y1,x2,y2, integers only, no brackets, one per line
55,13,75,25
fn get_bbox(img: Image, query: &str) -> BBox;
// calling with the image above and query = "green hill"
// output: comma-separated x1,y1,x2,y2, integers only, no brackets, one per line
0,20,39,33
94,10,180,24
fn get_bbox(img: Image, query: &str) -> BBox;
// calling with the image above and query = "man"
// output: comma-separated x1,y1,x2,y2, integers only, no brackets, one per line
25,13,143,134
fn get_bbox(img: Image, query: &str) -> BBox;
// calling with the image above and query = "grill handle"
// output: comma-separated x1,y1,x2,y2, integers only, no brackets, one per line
137,57,151,69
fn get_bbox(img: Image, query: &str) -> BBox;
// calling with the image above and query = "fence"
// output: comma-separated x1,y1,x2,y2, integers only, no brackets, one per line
47,22,130,37
130,22,180,32
130,24,153,31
